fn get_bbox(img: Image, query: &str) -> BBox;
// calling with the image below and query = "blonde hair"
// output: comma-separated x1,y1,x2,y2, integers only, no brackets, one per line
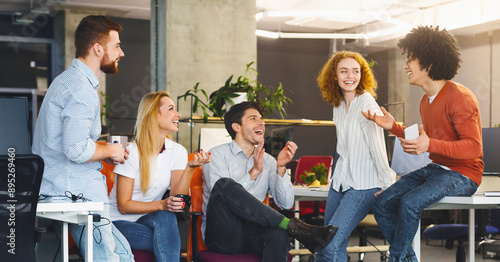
317,51,377,107
134,91,171,193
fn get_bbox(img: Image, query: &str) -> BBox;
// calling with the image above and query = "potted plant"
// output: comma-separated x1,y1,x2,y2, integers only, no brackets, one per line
300,163,329,186
179,62,292,122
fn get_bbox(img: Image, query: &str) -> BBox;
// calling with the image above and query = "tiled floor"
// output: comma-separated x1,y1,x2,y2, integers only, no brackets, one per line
36,222,500,262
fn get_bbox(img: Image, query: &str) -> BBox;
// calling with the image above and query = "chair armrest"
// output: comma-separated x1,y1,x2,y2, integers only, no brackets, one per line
189,212,203,262
189,211,203,217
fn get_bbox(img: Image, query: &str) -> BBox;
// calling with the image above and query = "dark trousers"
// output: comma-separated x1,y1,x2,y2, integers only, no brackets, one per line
205,177,290,262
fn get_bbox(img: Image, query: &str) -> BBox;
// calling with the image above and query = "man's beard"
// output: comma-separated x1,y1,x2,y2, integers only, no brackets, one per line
100,53,119,74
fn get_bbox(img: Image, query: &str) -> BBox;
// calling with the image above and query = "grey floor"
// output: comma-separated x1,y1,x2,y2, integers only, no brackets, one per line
36,221,500,262
341,230,500,262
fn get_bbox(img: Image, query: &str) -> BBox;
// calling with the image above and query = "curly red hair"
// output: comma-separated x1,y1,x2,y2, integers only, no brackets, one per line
317,51,377,107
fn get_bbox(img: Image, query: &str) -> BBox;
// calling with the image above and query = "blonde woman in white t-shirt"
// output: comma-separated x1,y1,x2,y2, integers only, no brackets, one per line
315,51,396,262
108,91,211,262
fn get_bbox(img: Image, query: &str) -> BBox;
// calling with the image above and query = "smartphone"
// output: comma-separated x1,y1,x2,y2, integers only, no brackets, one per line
404,124,419,140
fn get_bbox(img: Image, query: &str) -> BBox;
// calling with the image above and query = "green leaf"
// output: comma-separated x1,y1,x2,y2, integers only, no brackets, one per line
200,89,208,100
192,98,199,113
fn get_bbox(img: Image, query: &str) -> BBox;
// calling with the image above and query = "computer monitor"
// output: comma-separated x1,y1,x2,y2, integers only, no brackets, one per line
390,136,431,175
199,128,232,152
0,88,45,139
482,128,500,175
266,126,293,158
0,97,32,154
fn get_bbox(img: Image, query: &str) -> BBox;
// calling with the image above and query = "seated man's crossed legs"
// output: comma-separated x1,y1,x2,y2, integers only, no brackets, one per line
205,178,337,261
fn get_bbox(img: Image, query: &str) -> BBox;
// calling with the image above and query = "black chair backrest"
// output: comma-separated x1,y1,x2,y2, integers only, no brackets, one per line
0,154,44,261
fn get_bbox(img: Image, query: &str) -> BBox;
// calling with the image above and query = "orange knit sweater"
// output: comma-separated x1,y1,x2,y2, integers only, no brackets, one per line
390,81,483,185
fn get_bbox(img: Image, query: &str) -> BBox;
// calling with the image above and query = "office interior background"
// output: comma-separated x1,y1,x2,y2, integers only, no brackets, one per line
2,1,500,261
0,0,500,157
1,0,500,158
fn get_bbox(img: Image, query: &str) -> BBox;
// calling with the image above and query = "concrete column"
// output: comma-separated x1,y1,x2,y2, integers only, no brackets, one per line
166,0,257,151
388,49,411,125
151,0,167,92
63,11,108,98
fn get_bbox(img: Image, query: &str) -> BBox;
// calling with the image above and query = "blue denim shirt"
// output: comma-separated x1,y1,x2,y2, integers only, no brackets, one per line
33,58,106,202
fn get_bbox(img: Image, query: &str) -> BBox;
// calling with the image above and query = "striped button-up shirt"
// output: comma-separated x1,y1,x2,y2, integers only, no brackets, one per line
33,58,107,202
332,92,396,191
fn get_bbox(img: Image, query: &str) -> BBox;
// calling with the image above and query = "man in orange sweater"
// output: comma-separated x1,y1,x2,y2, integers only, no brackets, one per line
362,26,483,262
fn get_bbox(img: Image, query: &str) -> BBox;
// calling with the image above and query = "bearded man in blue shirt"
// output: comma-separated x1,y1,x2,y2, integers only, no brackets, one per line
202,101,338,261
33,15,133,261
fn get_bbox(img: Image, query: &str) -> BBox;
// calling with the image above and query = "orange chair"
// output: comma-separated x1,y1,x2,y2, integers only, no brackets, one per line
294,155,334,223
186,153,292,262
98,157,155,262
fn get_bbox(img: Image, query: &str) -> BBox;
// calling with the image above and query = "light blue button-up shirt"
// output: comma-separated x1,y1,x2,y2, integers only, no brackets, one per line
33,58,107,202
201,140,294,237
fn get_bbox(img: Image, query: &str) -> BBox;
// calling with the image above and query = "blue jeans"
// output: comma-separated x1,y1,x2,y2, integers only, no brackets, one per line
205,178,290,262
69,204,134,262
373,164,478,262
315,186,380,262
114,211,180,262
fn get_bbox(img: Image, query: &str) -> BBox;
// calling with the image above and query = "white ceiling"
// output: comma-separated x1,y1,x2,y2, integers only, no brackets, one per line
3,0,500,48
256,0,452,32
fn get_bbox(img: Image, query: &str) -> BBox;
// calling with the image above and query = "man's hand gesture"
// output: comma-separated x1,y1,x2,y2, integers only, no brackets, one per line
276,141,298,177
249,141,265,180
399,125,429,155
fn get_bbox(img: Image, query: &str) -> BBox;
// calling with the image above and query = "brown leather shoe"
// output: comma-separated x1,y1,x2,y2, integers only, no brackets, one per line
287,217,338,253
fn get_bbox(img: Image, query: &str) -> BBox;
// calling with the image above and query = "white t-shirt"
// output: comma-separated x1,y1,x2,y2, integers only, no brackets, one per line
108,138,188,222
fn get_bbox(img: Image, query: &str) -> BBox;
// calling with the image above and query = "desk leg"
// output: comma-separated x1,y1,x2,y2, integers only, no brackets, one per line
413,219,421,261
469,209,475,262
86,214,93,262
62,222,69,262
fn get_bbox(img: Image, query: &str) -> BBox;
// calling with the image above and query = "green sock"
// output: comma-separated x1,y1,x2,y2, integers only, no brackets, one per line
278,217,290,230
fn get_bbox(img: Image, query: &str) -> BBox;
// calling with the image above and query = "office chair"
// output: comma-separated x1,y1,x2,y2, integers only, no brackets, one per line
186,153,292,262
354,213,389,262
294,155,333,224
0,154,44,262
423,210,499,262
98,155,156,262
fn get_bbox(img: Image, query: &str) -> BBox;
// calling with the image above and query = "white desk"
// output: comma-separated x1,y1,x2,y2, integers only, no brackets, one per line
293,186,329,200
37,200,104,262
292,186,500,262
292,186,328,261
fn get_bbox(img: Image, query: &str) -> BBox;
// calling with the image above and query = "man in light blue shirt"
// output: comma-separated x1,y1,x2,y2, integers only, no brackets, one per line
202,101,338,261
33,16,133,261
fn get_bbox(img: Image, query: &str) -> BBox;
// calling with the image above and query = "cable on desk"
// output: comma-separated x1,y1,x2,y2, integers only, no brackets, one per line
65,191,88,201
39,191,90,202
